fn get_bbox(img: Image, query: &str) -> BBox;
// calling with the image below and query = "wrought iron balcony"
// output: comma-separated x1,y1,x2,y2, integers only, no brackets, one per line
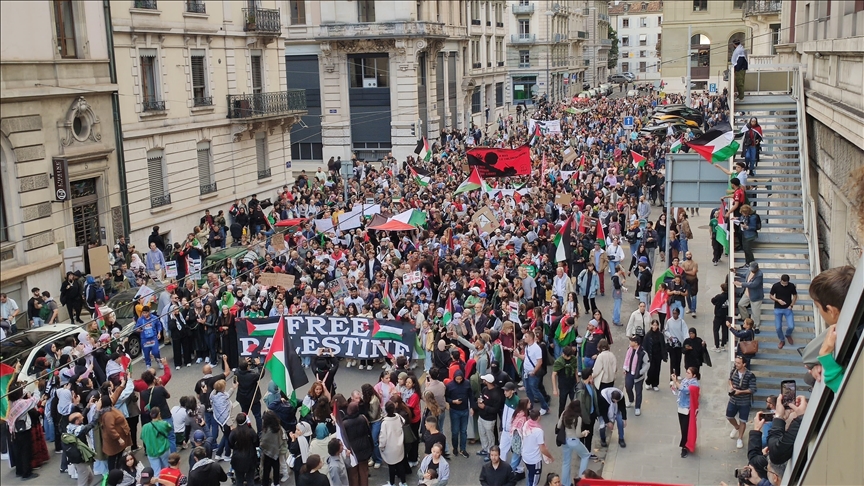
600,39,612,46
472,62,482,69
226,90,307,119
243,7,281,34
151,194,171,208
257,168,272,179
193,96,213,107
511,34,537,44
577,31,588,39
598,13,610,23
199,182,217,195
512,3,535,14
186,1,205,14
744,0,781,16
134,0,157,9
142,98,165,112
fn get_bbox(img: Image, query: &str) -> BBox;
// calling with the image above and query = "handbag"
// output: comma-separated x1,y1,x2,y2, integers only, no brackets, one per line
510,430,523,455
739,340,758,356
555,425,567,447
402,423,418,444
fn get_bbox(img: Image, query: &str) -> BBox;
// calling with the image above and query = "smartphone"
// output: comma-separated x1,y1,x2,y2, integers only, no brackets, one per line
760,411,775,421
780,379,796,406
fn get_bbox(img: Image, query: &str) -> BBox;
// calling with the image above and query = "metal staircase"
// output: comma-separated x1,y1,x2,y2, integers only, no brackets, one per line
729,69,822,402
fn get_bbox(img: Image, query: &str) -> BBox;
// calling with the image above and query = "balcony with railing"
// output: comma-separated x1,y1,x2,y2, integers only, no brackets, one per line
598,13,609,23
185,1,205,14
243,7,281,34
576,31,588,39
744,0,781,16
133,0,157,9
511,34,537,44
193,96,213,107
600,39,612,46
257,168,272,180
199,182,217,196
142,97,165,112
151,194,171,208
512,3,534,14
227,90,307,120
317,21,446,39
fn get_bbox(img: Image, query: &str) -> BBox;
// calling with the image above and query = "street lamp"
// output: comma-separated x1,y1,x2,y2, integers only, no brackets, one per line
545,8,554,100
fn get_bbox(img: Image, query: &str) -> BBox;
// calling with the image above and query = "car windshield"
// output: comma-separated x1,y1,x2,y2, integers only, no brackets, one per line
0,329,57,367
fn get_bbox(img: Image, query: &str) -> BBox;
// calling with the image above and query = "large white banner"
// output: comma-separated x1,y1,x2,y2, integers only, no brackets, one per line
528,119,562,135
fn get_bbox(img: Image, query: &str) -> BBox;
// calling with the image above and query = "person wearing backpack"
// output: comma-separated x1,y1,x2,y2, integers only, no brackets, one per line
40,291,59,325
141,406,173,476
64,411,98,486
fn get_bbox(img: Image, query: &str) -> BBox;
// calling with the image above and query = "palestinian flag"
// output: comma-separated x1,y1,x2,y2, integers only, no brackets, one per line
264,316,309,403
686,123,740,163
372,320,403,341
648,288,668,314
414,336,426,359
670,137,683,153
555,316,576,346
491,342,504,366
414,137,432,163
654,267,676,290
596,221,607,249
0,363,16,420
247,318,279,337
530,123,542,146
382,280,392,309
554,215,575,263
631,150,647,169
715,200,730,254
455,167,483,194
578,154,587,170
482,179,495,193
442,297,454,327
410,165,431,187
94,305,106,330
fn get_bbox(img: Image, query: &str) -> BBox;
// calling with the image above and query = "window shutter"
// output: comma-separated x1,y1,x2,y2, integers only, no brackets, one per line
191,51,206,98
197,142,212,185
250,54,263,93
147,150,165,198
255,133,267,171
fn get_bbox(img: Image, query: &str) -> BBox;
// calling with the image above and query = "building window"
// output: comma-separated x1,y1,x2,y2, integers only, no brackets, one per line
54,0,77,58
640,17,647,27
147,149,170,208
71,178,99,246
639,34,647,46
621,36,630,47
358,0,375,22
657,16,662,25
190,50,211,106
622,62,630,72
518,19,530,35
495,3,503,24
496,38,504,66
693,0,708,11
621,51,628,59
733,0,745,9
770,23,780,54
486,38,491,67
471,86,482,113
350,56,389,88
640,50,646,57
512,75,536,102
290,0,306,24
495,82,503,107
186,0,205,13
472,40,481,68
197,142,216,195
639,61,646,73
291,143,323,160
622,18,629,28
255,132,270,179
519,49,530,68
471,0,480,22
140,48,163,111
250,51,263,94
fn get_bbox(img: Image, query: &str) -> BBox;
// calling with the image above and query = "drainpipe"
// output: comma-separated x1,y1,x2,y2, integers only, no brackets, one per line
103,0,131,237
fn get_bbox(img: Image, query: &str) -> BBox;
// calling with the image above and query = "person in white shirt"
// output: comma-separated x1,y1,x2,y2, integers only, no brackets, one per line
515,331,550,415
552,267,571,304
343,287,364,310
0,293,20,335
665,308,689,379
626,302,652,339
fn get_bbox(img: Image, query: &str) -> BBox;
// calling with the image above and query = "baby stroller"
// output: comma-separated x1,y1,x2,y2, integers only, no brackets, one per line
228,446,262,484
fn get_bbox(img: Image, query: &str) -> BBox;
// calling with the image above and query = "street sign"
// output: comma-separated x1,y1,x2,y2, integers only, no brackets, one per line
623,116,634,130
52,157,70,201
709,83,717,93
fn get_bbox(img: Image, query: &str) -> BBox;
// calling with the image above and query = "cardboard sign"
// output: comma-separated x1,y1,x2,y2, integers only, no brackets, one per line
555,193,573,206
88,245,111,277
403,270,422,286
271,235,285,251
165,261,178,279
258,272,295,289
472,206,499,234
190,257,202,281
327,277,348,300
562,148,578,163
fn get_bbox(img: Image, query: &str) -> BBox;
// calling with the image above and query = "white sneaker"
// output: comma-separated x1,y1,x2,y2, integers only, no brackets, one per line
196,358,203,364
540,408,548,416
347,361,353,368
176,366,181,370
70,468,78,479
374,463,381,469
205,357,210,363
626,402,634,408
653,387,659,391
737,439,744,449
635,408,641,416
213,454,222,461
731,428,739,439
644,383,651,390
158,362,165,369
187,363,192,367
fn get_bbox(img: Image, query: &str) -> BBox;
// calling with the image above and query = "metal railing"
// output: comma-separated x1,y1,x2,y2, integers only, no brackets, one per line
598,13,609,22
600,39,612,45
744,0,781,16
512,3,534,14
134,0,157,9
243,7,281,34
151,194,171,208
226,90,307,119
511,34,536,43
577,31,588,39
142,98,165,112
257,168,272,179
199,182,217,195
193,96,213,107
185,1,205,14
749,54,778,66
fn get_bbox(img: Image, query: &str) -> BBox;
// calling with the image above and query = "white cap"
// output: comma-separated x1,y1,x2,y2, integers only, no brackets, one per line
481,374,495,383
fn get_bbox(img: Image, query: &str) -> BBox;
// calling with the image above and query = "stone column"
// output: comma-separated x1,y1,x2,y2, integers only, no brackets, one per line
319,43,352,161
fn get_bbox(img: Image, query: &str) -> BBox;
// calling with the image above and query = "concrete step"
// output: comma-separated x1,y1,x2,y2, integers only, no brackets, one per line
759,223,805,229
758,136,800,140
749,198,804,204
750,180,802,186
748,266,812,275
759,151,800,156
748,375,810,391
758,143,799,148
749,189,803,195
751,206,804,212
740,257,810,265
755,160,801,165
755,330,815,342
750,363,811,376
753,349,813,362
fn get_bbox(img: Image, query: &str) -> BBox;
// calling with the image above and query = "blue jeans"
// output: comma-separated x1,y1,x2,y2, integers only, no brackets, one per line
204,410,218,443
449,408,469,452
608,260,619,277
167,428,177,453
638,291,651,307
142,342,161,367
686,294,698,314
679,235,689,255
510,450,523,472
206,332,218,364
745,146,758,172
669,300,685,316
599,411,625,443
524,374,549,411
216,424,232,457
612,290,623,324
774,308,795,343
148,451,170,476
561,436,591,485
371,419,383,464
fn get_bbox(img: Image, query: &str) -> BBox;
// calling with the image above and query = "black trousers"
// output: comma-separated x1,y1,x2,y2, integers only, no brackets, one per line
711,235,723,263
127,416,140,449
646,354,662,388
388,456,408,485
668,347,683,377
173,334,193,367
262,454,279,486
13,429,34,478
713,319,729,348
582,296,597,315
581,416,595,450
557,378,577,416
678,412,689,449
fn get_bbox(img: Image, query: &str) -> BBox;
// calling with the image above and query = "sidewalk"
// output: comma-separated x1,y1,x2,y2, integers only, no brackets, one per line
597,210,746,485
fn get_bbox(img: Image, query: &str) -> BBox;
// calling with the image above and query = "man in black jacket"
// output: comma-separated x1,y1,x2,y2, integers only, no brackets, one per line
236,357,263,432
445,370,473,458
187,446,228,486
575,368,599,450
476,374,504,458
479,446,517,486
766,394,805,466
148,226,165,253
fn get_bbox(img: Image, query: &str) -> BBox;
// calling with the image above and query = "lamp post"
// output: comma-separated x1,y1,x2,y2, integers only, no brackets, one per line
545,7,554,100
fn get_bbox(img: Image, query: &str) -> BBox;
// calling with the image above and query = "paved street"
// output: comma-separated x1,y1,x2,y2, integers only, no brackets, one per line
2,209,748,486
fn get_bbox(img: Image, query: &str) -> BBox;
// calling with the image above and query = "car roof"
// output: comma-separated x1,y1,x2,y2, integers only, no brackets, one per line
1,324,81,366
205,247,248,262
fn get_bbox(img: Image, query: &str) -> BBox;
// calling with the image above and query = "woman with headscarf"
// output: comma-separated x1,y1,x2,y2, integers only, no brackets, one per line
307,423,333,476
129,253,146,276
682,327,706,373
228,413,259,486
288,421,313,480
342,401,374,486
431,339,453,371
218,304,239,369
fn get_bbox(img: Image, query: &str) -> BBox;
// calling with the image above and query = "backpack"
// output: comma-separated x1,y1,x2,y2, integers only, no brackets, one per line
61,432,96,464
39,302,52,321
754,214,762,231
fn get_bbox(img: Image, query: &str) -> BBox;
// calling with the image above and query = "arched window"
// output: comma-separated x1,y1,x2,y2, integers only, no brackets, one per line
728,32,746,61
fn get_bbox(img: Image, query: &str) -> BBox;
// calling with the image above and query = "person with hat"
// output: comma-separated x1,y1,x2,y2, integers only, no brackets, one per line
187,430,213,469
476,373,504,459
60,270,84,324
735,262,764,334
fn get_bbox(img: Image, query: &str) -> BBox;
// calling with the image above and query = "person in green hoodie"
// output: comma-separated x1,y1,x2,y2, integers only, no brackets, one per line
141,406,173,476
